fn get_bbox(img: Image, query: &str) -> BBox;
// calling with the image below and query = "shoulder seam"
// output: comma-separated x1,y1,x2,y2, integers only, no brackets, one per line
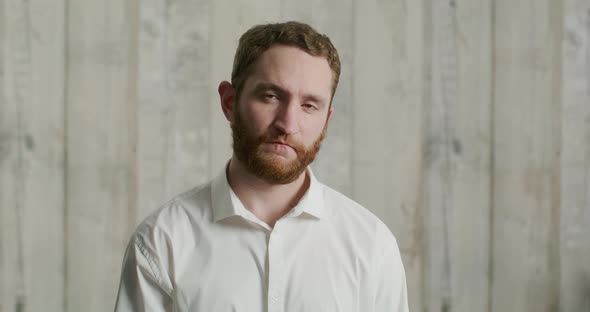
133,234,174,295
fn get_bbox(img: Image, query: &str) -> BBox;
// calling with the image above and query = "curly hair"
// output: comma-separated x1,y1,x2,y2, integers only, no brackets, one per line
231,21,341,102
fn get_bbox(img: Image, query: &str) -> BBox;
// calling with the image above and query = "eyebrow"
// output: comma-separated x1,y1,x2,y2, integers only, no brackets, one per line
252,82,286,97
251,82,329,107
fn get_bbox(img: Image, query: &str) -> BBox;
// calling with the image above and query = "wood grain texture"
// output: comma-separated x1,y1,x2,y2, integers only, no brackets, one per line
427,0,492,311
4,1,590,311
137,0,211,220
560,0,590,310
492,0,562,311
0,0,65,311
352,0,427,310
0,1,21,311
282,0,354,196
65,1,138,311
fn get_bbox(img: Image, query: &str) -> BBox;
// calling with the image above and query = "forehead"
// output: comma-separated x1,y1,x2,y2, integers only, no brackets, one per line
244,45,333,100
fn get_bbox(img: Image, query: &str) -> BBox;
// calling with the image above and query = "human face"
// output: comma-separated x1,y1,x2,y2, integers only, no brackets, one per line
229,45,334,184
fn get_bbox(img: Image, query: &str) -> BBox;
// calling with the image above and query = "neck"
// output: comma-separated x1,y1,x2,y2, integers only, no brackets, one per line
226,155,310,227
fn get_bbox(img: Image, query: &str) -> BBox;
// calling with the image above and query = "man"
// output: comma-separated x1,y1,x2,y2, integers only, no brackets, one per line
114,21,409,312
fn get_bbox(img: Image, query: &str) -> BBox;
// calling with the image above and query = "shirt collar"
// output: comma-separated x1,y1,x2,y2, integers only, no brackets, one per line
210,164,325,223
284,168,325,219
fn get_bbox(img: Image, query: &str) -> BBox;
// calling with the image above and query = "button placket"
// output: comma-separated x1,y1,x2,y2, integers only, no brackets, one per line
267,229,284,312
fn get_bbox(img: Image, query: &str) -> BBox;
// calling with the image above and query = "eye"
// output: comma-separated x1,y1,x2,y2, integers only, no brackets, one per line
302,103,318,111
261,93,280,103
264,93,278,99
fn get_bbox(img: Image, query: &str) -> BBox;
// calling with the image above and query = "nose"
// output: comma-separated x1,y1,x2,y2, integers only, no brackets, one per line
273,101,300,135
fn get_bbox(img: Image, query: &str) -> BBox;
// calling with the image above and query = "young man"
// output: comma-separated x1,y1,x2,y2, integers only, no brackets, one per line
114,21,409,312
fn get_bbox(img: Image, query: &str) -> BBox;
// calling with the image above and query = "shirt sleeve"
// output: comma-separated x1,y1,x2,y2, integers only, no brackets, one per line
114,234,174,312
373,223,409,312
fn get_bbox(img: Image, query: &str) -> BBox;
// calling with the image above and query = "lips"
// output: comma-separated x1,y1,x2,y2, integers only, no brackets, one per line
270,141,293,149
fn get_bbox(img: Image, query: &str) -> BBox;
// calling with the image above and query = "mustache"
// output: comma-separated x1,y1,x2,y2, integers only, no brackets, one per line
258,133,305,155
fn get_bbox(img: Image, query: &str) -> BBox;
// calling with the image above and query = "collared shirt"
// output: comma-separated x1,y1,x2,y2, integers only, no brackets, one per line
114,167,409,312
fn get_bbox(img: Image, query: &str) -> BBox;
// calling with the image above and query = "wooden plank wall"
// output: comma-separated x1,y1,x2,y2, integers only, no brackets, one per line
1,0,589,312
492,1,562,311
64,1,138,311
427,1,492,311
1,1,65,312
353,1,426,310
561,0,590,310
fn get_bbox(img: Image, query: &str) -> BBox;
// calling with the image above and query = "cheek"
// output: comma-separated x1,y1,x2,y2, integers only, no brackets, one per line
303,119,328,142
240,106,273,134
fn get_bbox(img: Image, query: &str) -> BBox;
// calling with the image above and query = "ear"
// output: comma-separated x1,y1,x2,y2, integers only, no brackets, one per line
218,81,236,122
326,105,334,123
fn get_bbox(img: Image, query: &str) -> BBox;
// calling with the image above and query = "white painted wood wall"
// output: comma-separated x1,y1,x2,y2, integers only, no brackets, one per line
1,0,589,311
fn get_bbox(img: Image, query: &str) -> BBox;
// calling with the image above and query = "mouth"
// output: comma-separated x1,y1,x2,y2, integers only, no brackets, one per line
267,141,295,151
271,141,290,146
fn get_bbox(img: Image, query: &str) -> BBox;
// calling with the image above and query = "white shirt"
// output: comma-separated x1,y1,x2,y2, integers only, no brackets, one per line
114,167,409,312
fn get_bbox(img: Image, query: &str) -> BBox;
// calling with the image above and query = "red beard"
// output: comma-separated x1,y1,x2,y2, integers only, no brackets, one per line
231,108,327,184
